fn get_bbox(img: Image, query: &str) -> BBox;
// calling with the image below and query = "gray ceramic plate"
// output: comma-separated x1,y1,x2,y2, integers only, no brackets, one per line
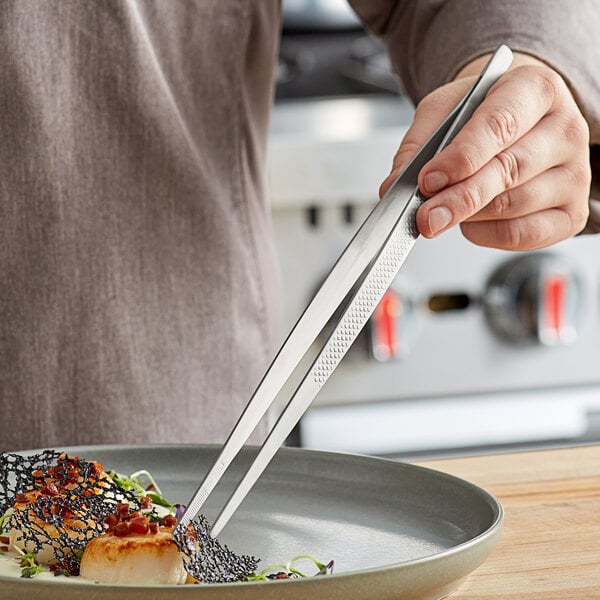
0,444,502,600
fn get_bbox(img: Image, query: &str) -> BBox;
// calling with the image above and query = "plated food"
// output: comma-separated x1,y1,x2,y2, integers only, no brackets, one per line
0,450,330,585
0,444,504,600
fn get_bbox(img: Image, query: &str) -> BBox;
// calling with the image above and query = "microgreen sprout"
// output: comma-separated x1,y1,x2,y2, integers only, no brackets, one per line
246,555,334,581
128,470,163,495
13,547,43,579
109,469,160,496
109,469,178,511
0,508,12,534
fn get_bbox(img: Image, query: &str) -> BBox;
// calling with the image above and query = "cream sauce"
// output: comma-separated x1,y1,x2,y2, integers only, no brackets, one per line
0,549,86,583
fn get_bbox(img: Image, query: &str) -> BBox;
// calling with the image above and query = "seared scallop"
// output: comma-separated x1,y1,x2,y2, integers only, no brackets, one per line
80,527,187,585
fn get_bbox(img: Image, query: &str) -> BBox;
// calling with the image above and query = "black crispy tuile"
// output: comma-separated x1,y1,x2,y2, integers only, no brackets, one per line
0,450,62,515
2,452,262,582
173,515,259,584
0,451,140,575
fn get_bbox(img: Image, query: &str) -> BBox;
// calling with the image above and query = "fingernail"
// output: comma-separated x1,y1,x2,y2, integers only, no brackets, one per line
423,171,449,194
427,206,452,234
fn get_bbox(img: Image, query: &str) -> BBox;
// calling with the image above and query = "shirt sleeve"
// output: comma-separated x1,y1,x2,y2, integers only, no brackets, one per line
349,0,600,232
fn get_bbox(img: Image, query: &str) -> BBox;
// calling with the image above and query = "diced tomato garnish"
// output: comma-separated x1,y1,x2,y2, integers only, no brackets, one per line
159,514,177,528
130,516,149,534
104,513,119,529
113,521,131,537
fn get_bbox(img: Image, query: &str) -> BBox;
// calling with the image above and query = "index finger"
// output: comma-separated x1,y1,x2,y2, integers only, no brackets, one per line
418,65,561,196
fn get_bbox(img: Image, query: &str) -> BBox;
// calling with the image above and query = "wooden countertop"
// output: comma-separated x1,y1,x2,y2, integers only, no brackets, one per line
418,444,600,599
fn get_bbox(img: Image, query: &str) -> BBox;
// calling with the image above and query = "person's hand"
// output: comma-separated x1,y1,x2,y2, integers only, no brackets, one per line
379,53,591,250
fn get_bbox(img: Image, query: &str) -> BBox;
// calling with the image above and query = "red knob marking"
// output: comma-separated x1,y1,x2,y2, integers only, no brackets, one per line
543,274,566,337
374,290,398,360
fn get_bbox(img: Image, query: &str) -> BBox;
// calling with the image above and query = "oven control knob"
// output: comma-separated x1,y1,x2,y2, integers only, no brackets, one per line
368,279,417,361
484,254,581,345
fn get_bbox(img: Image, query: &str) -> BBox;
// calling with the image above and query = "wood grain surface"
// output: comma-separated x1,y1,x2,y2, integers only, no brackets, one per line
419,444,600,599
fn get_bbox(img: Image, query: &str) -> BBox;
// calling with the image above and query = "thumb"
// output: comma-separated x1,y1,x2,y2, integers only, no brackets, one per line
379,79,474,199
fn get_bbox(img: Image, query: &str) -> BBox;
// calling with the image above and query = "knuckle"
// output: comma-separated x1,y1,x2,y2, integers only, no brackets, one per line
416,91,437,114
484,106,518,147
494,150,520,188
495,219,523,250
561,113,590,147
567,198,590,233
448,140,479,178
460,184,484,216
567,161,592,189
534,67,561,104
574,208,590,233
488,190,513,218
528,227,550,249
506,217,554,250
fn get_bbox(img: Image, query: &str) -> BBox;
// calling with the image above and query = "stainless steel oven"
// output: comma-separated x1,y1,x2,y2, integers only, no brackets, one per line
268,0,600,458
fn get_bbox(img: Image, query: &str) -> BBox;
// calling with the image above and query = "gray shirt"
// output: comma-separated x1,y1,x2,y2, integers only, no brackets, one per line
1,0,599,451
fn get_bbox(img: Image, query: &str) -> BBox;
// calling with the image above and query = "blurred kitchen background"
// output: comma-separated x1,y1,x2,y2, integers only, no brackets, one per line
267,0,600,459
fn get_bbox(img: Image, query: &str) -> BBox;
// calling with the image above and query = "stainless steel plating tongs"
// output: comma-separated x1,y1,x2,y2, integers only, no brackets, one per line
179,45,513,538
